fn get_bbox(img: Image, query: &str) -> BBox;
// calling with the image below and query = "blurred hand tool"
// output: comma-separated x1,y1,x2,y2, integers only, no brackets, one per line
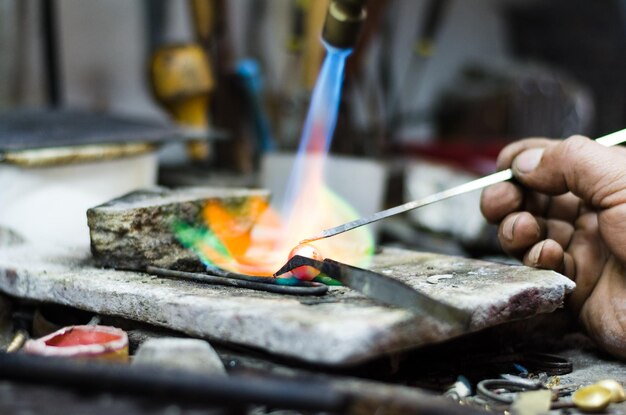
189,0,215,48
236,59,277,154
209,0,256,173
148,1,216,161
150,44,214,131
385,0,450,131
302,128,626,242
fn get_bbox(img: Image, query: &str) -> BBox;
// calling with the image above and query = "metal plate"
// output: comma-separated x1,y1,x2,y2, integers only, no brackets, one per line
0,110,219,152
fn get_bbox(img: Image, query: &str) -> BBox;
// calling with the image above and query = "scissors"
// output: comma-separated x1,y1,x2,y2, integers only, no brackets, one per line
476,353,574,404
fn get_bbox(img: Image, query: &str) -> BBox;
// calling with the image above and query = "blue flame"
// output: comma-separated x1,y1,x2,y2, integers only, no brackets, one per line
281,43,353,218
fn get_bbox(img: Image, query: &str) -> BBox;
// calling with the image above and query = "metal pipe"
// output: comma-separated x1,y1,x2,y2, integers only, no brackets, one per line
0,353,349,412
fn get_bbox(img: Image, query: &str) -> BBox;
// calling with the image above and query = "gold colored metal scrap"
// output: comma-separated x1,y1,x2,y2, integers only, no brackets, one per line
2,143,156,167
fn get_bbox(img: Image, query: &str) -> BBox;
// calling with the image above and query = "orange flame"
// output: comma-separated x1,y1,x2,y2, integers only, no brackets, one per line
184,155,373,277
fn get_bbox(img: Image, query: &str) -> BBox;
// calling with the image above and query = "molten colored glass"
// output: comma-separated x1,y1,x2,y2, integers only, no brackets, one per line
287,243,325,281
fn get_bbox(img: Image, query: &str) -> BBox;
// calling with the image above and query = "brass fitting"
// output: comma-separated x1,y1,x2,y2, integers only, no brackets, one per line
321,0,367,49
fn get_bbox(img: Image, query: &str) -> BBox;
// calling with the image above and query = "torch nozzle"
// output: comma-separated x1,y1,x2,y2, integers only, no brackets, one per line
321,0,368,49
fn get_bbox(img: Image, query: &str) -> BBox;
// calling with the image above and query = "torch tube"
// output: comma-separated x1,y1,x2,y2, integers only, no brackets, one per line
321,0,368,49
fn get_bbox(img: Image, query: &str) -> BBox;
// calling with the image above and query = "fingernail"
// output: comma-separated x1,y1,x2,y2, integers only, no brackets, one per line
528,240,546,265
514,148,544,173
503,213,519,241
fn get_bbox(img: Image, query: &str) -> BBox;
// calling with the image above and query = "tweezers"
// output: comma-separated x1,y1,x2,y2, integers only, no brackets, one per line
275,255,472,329
146,266,328,296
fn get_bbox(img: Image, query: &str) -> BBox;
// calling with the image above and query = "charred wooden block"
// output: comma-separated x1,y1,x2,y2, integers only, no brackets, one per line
87,187,270,271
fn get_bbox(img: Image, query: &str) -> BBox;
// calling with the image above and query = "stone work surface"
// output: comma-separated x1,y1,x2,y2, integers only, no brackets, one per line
0,244,575,366
87,187,270,271
368,250,575,331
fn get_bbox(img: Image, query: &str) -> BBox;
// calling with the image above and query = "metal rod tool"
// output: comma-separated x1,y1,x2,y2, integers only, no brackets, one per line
146,266,328,296
302,129,626,243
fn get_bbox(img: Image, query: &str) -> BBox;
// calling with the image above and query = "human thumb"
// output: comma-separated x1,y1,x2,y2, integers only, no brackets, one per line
511,135,626,209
